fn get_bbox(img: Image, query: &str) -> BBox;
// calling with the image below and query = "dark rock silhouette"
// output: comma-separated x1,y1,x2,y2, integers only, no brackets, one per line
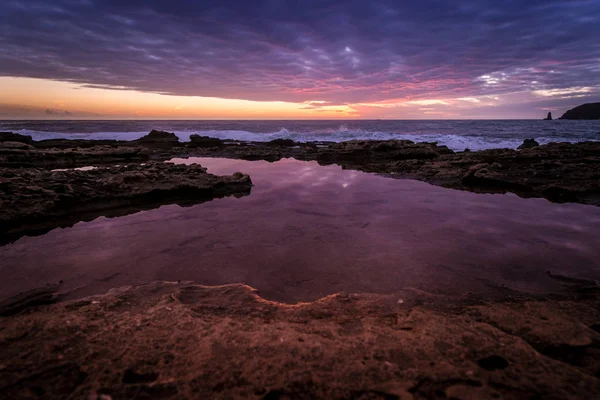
518,138,540,149
544,112,553,120
0,132,33,144
134,130,181,147
559,103,600,120
188,134,224,148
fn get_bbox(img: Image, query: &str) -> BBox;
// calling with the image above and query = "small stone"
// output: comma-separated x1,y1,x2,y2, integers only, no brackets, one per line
397,299,404,304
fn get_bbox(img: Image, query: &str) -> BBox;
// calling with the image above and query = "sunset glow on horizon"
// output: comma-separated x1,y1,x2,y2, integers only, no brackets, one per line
1,1,599,120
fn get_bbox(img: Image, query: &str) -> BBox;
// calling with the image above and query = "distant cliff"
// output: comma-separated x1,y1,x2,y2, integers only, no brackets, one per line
559,102,600,120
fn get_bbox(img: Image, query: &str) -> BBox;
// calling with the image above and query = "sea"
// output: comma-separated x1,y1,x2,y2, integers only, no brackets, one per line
1,119,599,151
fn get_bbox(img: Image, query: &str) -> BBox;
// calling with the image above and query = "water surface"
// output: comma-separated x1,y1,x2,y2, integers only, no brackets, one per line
1,158,599,303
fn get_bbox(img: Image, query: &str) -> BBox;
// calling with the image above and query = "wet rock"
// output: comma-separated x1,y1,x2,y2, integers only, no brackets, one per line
188,135,225,148
319,140,451,163
0,132,33,144
0,162,252,244
518,139,540,149
135,130,180,147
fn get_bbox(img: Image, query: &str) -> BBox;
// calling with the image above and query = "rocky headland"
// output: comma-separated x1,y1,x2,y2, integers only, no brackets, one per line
559,102,600,120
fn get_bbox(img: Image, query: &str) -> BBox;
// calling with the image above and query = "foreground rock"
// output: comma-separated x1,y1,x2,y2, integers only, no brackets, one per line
0,162,252,244
559,102,600,120
0,282,598,399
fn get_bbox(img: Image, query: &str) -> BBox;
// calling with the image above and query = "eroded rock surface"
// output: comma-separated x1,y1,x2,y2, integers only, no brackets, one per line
0,162,252,244
0,282,598,399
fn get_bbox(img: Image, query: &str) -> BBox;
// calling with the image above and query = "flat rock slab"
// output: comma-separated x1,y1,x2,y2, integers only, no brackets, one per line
0,282,599,399
0,162,252,244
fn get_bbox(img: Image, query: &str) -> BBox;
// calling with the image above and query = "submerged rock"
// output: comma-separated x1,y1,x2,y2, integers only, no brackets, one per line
0,162,252,244
559,102,600,120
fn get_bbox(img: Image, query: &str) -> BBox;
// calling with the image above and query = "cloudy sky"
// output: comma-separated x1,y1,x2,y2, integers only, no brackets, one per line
1,0,599,119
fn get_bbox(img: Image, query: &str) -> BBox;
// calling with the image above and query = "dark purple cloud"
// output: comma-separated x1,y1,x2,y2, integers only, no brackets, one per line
1,0,599,105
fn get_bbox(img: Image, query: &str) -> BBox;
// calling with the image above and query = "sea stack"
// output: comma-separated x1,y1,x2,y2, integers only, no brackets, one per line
543,112,552,120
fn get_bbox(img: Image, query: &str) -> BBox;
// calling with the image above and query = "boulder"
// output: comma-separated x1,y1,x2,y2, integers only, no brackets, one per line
518,139,540,149
135,130,180,146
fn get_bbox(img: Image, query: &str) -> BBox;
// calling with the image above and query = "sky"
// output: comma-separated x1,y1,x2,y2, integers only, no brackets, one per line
1,0,599,120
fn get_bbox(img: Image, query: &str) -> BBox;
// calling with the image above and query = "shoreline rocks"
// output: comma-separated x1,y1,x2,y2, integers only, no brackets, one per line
0,162,252,245
2,130,600,207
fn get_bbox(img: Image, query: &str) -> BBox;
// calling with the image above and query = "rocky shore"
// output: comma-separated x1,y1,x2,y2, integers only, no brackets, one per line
0,162,252,245
3,130,600,206
2,129,600,399
1,281,599,399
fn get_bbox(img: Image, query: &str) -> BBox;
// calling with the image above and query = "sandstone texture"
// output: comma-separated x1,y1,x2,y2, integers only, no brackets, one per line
0,282,599,399
0,162,252,244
